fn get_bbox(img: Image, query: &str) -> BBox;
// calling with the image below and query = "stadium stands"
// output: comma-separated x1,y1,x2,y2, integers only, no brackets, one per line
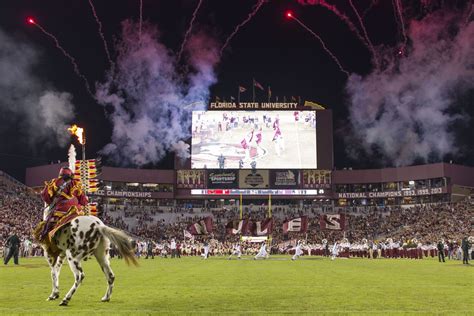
1,169,472,259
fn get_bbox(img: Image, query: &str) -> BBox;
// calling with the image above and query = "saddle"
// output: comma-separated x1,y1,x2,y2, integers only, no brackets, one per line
33,206,84,257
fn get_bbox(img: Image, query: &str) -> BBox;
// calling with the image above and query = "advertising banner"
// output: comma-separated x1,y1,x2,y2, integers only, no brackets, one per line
302,170,332,189
239,170,270,188
176,170,205,189
207,170,239,189
271,170,301,188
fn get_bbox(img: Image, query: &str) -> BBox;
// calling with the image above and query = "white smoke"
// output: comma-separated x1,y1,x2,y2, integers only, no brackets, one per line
39,91,76,146
68,144,77,171
171,140,191,160
96,21,219,166
346,11,473,166
0,28,75,148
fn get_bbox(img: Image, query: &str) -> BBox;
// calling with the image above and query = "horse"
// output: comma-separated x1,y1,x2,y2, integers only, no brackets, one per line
39,215,138,306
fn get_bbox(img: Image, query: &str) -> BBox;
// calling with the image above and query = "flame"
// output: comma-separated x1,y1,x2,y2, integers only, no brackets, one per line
68,124,85,145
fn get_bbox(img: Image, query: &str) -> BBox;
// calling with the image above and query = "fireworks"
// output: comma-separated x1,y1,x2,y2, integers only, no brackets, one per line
314,1,371,55
87,0,114,67
177,0,203,62
393,0,408,46
348,0,379,67
286,12,349,77
467,3,473,25
27,18,93,96
362,0,378,19
139,0,143,40
220,0,266,56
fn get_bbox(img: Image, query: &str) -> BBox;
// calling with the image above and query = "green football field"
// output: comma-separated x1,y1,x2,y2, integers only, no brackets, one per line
0,256,472,315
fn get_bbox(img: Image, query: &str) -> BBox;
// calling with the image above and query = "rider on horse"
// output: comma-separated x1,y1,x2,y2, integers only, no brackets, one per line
34,167,88,255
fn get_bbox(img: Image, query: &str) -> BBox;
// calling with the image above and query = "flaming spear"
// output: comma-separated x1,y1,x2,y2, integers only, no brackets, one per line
67,124,93,215
67,124,86,161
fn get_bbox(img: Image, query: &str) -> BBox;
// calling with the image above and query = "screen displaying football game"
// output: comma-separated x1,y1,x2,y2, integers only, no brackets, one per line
191,110,317,169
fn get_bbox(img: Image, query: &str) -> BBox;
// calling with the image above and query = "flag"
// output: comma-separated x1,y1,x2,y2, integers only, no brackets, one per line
249,218,273,236
291,96,297,102
320,214,346,230
304,100,326,109
268,86,272,100
230,96,235,101
283,216,308,233
187,217,213,235
226,219,250,235
253,79,264,91
215,96,221,102
239,86,247,93
183,229,194,240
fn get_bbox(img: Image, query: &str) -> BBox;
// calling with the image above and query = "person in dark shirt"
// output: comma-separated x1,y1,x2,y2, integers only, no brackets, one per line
4,230,20,265
146,240,154,259
437,240,445,263
461,237,471,265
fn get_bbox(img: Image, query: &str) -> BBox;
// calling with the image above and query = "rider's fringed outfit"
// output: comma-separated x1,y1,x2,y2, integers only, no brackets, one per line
34,177,88,244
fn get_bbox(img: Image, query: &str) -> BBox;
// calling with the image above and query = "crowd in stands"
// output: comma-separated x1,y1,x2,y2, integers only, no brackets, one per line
1,169,473,259
101,201,473,246
0,173,43,257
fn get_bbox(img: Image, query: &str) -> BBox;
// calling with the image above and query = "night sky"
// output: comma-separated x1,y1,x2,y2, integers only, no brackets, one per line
0,0,472,181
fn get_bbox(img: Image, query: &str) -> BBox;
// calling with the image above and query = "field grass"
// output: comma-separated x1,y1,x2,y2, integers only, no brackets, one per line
0,256,472,315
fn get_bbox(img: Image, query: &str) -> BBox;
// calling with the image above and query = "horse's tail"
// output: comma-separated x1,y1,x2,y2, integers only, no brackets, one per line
99,225,139,266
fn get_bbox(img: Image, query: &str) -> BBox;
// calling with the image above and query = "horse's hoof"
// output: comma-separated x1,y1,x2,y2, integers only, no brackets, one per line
101,297,110,302
59,300,68,306
47,293,59,301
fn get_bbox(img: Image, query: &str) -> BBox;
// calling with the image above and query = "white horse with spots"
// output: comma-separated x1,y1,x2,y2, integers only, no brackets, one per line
42,215,138,306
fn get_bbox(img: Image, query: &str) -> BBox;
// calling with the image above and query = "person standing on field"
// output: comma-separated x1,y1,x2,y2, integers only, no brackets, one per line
170,239,177,258
23,238,32,257
461,237,470,265
437,240,445,263
146,240,154,259
331,241,339,261
4,230,20,265
201,241,210,260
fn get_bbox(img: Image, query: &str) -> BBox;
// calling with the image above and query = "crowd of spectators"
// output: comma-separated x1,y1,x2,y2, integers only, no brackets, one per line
103,200,473,246
1,169,473,259
0,173,44,257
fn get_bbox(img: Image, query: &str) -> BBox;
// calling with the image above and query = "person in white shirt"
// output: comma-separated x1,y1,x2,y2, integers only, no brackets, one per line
201,241,210,259
254,241,269,260
228,243,242,260
291,240,304,261
170,239,177,258
23,238,32,257
377,242,382,259
331,241,339,261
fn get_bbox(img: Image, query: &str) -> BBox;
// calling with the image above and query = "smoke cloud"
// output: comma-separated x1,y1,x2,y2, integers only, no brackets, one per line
0,28,75,148
96,21,219,166
346,11,473,166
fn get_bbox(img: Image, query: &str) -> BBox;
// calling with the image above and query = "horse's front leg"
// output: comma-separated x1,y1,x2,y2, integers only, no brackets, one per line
45,252,60,301
47,255,65,300
59,251,84,306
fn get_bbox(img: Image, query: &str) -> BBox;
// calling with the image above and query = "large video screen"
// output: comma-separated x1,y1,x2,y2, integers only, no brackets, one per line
191,111,317,169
